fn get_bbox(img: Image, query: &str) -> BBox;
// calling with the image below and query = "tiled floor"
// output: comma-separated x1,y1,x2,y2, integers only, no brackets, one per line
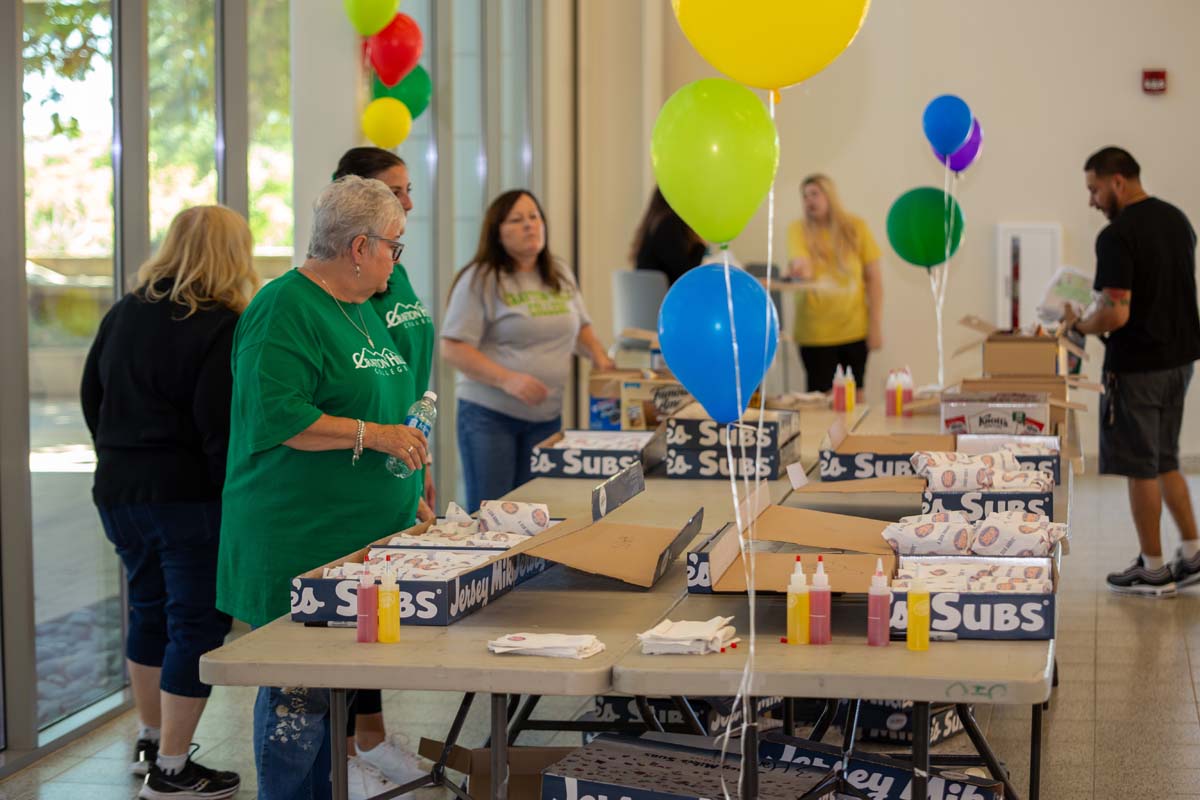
5,471,1200,799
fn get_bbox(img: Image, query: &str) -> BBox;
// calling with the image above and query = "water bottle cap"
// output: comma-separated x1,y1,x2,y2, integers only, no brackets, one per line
423,391,438,403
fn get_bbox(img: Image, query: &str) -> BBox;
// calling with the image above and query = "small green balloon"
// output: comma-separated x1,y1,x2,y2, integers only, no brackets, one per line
343,0,397,36
372,65,432,120
651,78,779,245
886,187,965,268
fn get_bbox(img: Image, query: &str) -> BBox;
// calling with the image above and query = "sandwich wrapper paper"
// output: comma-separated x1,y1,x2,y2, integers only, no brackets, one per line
487,633,606,659
637,616,737,655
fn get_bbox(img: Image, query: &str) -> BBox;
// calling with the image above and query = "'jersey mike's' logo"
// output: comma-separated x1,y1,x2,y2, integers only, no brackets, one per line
352,346,409,376
385,300,432,330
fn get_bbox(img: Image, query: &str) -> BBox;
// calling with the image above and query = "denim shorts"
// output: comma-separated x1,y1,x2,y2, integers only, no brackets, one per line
99,502,232,697
1099,364,1194,479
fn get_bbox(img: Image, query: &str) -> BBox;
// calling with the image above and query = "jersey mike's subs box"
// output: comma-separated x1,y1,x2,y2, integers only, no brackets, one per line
940,391,1050,435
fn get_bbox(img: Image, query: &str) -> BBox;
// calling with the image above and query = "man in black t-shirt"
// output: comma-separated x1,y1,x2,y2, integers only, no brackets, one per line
1064,147,1200,596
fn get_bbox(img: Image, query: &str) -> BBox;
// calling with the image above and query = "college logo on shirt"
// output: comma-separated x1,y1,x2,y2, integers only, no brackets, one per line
385,300,432,330
502,289,572,318
352,346,410,376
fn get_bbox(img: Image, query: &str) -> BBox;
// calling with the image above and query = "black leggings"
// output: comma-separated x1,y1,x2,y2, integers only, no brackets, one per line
799,340,868,393
347,689,383,737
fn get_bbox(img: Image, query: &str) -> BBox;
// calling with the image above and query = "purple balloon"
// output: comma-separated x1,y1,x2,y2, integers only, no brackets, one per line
936,119,983,173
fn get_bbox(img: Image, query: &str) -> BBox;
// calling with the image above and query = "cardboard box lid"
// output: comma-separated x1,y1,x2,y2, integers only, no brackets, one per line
748,504,895,554
621,327,660,349
418,738,575,800
793,475,927,495
672,400,794,424
830,432,955,455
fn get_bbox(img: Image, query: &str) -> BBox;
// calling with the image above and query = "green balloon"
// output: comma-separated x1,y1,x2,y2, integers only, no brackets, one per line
343,0,397,36
372,65,432,120
651,78,779,245
886,187,965,268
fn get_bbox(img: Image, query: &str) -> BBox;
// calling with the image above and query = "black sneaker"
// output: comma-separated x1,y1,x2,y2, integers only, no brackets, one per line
1170,547,1200,589
1106,556,1177,597
139,759,240,799
130,737,159,776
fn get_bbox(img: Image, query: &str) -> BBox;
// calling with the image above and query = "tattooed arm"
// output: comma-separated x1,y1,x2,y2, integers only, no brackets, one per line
1062,288,1131,335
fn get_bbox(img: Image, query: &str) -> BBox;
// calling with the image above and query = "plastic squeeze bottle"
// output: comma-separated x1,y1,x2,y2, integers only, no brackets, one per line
845,367,857,414
867,558,891,647
377,556,401,644
885,371,898,417
786,556,809,645
356,570,378,644
387,391,438,478
832,365,846,412
906,578,930,652
809,555,832,645
901,366,915,418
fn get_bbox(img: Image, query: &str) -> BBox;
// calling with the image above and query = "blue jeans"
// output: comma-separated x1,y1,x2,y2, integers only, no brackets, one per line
98,502,231,697
253,685,332,800
456,399,561,513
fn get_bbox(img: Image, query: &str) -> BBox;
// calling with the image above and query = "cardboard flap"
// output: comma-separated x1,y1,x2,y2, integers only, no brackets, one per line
959,315,1000,336
1048,398,1088,411
794,476,926,495
747,505,894,554
736,483,774,531
621,327,660,349
905,396,943,412
1061,336,1088,360
526,510,703,588
952,335,986,358
824,418,850,451
834,433,955,455
592,462,645,521
1066,376,1104,393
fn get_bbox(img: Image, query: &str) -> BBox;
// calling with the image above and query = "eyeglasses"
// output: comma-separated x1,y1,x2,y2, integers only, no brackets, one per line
368,235,405,262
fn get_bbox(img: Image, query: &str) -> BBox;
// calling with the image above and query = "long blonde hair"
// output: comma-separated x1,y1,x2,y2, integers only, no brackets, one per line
135,205,260,316
802,174,860,270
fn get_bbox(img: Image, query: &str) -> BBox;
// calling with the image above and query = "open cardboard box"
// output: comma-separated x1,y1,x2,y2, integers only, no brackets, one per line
955,314,1086,377
589,368,662,430
529,428,667,479
419,738,574,800
960,374,1085,431
620,376,691,431
686,495,896,594
666,401,800,451
291,474,702,625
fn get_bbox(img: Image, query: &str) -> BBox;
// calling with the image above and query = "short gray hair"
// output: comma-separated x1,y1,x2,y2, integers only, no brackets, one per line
307,175,406,261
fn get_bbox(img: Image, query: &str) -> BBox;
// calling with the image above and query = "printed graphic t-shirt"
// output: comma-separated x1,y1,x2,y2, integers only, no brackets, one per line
441,265,590,422
217,269,420,627
370,263,435,395
787,215,881,347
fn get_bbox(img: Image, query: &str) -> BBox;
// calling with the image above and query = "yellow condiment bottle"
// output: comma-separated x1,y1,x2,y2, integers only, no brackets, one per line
786,556,809,645
377,560,401,644
906,579,930,652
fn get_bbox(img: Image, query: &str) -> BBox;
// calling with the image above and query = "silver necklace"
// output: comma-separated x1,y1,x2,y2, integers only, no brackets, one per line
304,266,375,348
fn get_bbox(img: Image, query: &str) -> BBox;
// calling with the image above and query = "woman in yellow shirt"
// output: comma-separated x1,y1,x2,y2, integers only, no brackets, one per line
786,174,883,392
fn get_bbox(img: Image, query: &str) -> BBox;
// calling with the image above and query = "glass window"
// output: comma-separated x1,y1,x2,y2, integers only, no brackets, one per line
395,0,433,311
22,0,126,729
248,0,292,279
147,0,217,247
498,0,531,190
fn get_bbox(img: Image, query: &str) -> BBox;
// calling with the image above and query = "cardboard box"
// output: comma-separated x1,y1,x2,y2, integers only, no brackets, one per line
620,378,691,431
665,433,800,480
291,504,703,626
785,476,927,522
922,487,1054,522
686,502,895,595
542,736,827,800
791,699,969,746
960,375,1079,432
530,429,666,479
592,695,784,737
418,738,574,800
589,369,659,431
665,402,801,451
941,391,1052,435
759,731,1003,800
983,332,1065,376
957,433,1062,484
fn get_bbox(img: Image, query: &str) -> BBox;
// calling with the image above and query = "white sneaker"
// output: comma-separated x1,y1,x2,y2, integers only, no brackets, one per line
347,756,396,800
355,734,428,788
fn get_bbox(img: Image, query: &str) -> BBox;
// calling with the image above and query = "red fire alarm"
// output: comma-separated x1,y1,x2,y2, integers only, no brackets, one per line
1143,69,1167,94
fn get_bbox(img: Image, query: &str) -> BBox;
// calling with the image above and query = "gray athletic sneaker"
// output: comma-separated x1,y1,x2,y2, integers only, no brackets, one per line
1106,556,1177,597
1169,547,1200,589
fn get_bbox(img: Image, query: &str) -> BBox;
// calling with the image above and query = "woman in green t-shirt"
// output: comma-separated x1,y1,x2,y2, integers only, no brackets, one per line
217,175,428,799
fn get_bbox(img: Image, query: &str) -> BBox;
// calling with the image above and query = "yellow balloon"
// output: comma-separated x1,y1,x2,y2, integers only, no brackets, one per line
672,0,871,91
361,97,413,149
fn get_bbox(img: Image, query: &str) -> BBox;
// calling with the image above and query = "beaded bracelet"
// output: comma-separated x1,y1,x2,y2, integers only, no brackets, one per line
352,419,365,465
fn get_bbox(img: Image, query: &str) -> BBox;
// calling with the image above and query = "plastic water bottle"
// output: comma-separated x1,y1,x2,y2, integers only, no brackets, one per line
386,391,437,478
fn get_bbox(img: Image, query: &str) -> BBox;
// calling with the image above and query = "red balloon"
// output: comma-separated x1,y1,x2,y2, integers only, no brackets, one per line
368,14,422,87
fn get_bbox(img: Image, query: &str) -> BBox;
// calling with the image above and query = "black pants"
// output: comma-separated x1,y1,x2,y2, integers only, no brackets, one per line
347,689,383,737
799,340,869,393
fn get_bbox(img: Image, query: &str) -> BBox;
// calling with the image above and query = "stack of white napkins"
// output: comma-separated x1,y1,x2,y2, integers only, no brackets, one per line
637,617,738,655
487,633,606,659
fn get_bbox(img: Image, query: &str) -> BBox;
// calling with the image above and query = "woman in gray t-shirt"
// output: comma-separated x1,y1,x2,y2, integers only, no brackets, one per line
442,190,614,511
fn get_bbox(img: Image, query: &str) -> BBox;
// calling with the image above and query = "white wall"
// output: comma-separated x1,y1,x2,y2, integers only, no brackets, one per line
655,0,1200,458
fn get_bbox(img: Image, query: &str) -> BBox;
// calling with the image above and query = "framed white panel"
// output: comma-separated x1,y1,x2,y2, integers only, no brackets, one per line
995,223,1062,330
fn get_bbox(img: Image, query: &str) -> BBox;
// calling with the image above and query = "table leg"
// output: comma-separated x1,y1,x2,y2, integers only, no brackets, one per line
507,694,542,745
739,699,758,800
671,697,706,736
329,688,349,800
782,698,795,737
491,693,509,800
911,702,930,800
1030,702,1043,800
809,699,840,742
635,696,666,733
955,704,1020,800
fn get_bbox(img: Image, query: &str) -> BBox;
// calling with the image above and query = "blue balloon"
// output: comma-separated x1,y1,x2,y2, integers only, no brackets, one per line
922,94,974,157
657,263,779,424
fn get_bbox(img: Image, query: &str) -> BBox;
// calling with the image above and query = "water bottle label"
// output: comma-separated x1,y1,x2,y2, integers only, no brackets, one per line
405,414,432,437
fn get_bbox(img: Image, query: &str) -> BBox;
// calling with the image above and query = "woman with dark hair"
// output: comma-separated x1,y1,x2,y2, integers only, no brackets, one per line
631,186,707,285
441,189,614,511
